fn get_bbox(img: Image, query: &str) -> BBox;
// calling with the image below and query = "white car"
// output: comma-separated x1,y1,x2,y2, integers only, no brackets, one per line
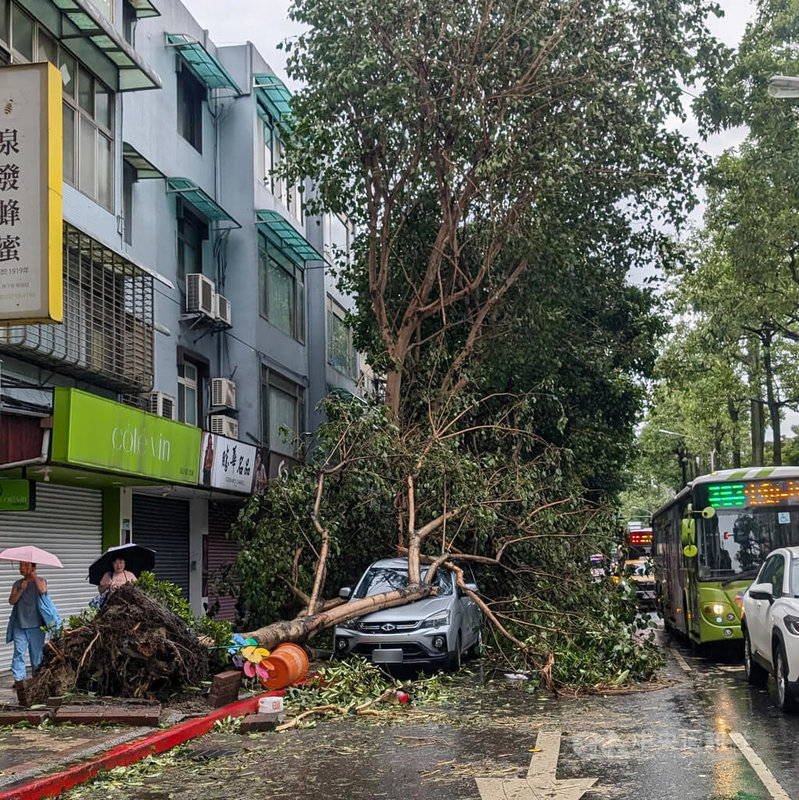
333,558,482,670
742,545,799,711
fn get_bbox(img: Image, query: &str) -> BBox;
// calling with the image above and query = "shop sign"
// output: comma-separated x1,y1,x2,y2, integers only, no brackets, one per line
52,388,201,484
0,63,63,325
200,432,257,493
0,479,35,511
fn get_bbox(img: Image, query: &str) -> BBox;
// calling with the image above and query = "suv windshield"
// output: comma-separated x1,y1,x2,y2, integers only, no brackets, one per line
353,566,453,599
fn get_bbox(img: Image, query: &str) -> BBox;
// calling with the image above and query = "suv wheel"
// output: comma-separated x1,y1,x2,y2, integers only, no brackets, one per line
775,645,798,713
744,630,767,685
446,633,462,672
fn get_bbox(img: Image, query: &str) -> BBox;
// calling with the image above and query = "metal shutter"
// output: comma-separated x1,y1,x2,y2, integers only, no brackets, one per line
132,495,189,596
0,484,102,669
205,502,241,622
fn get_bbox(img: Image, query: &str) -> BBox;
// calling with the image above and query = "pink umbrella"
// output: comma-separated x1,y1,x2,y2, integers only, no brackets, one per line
0,545,63,567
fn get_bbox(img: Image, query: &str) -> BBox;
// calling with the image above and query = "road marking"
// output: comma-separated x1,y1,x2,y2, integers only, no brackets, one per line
729,731,792,800
671,647,692,672
475,731,597,800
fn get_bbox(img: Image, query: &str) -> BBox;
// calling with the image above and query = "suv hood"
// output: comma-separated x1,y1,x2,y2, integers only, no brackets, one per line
350,594,451,623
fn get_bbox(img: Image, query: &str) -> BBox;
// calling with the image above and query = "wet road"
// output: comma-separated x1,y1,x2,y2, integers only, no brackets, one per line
63,627,799,800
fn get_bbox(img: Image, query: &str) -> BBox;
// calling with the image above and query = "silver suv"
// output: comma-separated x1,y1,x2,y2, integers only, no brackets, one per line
742,545,799,712
333,558,482,670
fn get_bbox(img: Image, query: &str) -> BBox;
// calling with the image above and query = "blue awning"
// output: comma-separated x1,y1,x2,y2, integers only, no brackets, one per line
254,72,292,124
128,0,159,18
256,210,322,263
166,33,242,93
167,178,240,228
50,0,161,90
123,143,164,180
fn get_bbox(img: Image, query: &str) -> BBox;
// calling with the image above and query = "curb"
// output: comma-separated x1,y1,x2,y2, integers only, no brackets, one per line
0,691,282,800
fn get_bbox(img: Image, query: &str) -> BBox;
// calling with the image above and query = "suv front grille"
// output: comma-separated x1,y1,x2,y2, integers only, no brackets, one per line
357,620,420,632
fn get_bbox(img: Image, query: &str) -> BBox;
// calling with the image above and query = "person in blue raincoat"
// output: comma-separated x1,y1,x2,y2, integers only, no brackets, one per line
6,561,60,704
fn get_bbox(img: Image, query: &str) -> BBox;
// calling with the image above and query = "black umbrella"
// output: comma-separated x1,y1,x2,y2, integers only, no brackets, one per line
88,543,156,586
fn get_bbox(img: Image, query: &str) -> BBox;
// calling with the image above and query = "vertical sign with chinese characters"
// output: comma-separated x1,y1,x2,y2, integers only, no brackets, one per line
0,63,62,324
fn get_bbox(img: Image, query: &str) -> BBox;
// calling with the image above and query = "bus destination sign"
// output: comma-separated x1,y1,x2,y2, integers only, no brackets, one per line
707,480,799,508
629,530,653,546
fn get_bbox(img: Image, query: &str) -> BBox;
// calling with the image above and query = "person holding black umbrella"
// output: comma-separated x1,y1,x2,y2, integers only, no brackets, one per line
98,556,137,594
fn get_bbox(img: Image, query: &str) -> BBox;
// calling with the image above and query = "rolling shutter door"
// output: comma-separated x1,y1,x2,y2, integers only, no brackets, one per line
0,484,102,669
132,495,189,596
205,502,241,622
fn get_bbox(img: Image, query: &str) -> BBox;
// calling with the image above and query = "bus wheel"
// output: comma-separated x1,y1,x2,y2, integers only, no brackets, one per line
775,645,798,712
744,630,767,686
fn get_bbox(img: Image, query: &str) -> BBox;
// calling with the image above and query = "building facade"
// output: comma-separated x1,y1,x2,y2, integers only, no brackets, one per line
0,0,362,665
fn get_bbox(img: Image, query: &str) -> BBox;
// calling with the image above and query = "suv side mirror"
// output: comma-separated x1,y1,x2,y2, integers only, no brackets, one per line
748,582,775,603
338,587,352,599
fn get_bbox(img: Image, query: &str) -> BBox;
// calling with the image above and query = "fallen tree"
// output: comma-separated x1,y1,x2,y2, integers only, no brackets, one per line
27,584,210,704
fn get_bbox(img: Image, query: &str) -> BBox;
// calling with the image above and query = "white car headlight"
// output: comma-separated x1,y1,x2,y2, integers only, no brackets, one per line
421,611,450,629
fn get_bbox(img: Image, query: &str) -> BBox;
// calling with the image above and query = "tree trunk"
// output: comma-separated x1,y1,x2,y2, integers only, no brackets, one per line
762,339,782,465
748,338,764,466
727,399,741,468
241,583,435,651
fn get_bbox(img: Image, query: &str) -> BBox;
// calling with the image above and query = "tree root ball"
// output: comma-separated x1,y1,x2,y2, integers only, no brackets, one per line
28,583,210,704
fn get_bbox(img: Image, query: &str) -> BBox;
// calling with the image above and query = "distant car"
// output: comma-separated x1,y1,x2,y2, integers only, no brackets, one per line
742,546,799,712
333,558,482,670
622,558,656,609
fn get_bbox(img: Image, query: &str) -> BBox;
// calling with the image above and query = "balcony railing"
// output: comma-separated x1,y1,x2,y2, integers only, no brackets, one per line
0,224,154,393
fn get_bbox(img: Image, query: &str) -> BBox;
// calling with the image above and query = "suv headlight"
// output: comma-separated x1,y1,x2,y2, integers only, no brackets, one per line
339,618,360,631
421,611,450,629
785,615,799,636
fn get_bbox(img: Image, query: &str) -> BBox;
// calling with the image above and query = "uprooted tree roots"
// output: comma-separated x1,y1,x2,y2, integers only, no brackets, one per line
27,583,210,704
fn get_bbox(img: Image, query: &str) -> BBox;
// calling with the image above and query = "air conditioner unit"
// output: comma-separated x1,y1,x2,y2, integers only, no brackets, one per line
210,414,239,439
211,377,236,410
186,273,215,317
144,391,175,420
213,293,232,326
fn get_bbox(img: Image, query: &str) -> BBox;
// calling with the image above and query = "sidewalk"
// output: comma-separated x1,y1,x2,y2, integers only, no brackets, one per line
0,671,270,800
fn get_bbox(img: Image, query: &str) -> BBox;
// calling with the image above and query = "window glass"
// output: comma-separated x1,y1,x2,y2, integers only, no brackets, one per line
268,385,297,456
178,362,200,426
11,4,32,60
97,133,112,210
79,116,95,197
0,0,9,46
59,51,76,98
268,258,293,336
37,30,57,65
62,105,75,183
177,208,205,280
95,83,112,130
177,66,203,152
78,66,93,114
122,161,134,244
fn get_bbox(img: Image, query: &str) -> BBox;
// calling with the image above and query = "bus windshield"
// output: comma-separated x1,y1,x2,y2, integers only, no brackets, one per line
698,507,799,580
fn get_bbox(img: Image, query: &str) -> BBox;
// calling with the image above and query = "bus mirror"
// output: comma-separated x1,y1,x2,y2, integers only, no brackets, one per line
681,518,695,546
701,506,716,519
683,544,698,558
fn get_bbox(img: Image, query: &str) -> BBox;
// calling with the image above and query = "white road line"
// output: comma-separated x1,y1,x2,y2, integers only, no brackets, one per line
729,731,792,800
671,647,692,672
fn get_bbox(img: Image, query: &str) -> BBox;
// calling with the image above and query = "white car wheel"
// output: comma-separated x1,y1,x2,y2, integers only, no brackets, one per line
775,645,798,713
744,630,767,686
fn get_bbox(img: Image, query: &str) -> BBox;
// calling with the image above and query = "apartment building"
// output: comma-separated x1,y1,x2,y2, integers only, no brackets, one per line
0,0,362,661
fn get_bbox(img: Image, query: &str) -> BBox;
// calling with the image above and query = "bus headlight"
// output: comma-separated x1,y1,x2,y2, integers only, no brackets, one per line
703,603,732,624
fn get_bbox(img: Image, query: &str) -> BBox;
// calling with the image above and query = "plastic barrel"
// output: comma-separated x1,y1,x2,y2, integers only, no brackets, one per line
263,643,310,689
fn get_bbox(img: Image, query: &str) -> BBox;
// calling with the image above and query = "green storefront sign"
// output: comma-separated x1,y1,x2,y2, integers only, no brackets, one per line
52,388,202,484
0,479,35,511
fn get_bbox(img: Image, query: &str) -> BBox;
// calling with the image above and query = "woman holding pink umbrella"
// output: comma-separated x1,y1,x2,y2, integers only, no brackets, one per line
1,545,63,705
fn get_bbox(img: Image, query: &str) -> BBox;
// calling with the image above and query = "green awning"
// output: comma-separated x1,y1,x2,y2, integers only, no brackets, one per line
256,210,322,263
128,0,159,18
166,33,242,93
50,0,161,91
253,72,292,123
123,143,164,180
167,178,240,227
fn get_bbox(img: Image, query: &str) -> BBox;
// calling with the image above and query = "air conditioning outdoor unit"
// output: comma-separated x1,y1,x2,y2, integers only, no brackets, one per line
213,293,232,326
210,414,239,439
144,391,175,420
211,377,236,410
186,273,215,317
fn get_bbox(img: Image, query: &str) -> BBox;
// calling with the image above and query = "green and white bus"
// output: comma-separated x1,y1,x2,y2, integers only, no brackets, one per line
652,467,799,645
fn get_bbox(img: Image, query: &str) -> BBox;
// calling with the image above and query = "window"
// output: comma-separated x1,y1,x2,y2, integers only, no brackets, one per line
258,235,305,343
178,361,201,426
177,202,208,281
0,2,115,209
324,213,352,266
327,297,358,379
261,369,305,457
177,63,204,152
122,161,135,244
257,111,275,190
